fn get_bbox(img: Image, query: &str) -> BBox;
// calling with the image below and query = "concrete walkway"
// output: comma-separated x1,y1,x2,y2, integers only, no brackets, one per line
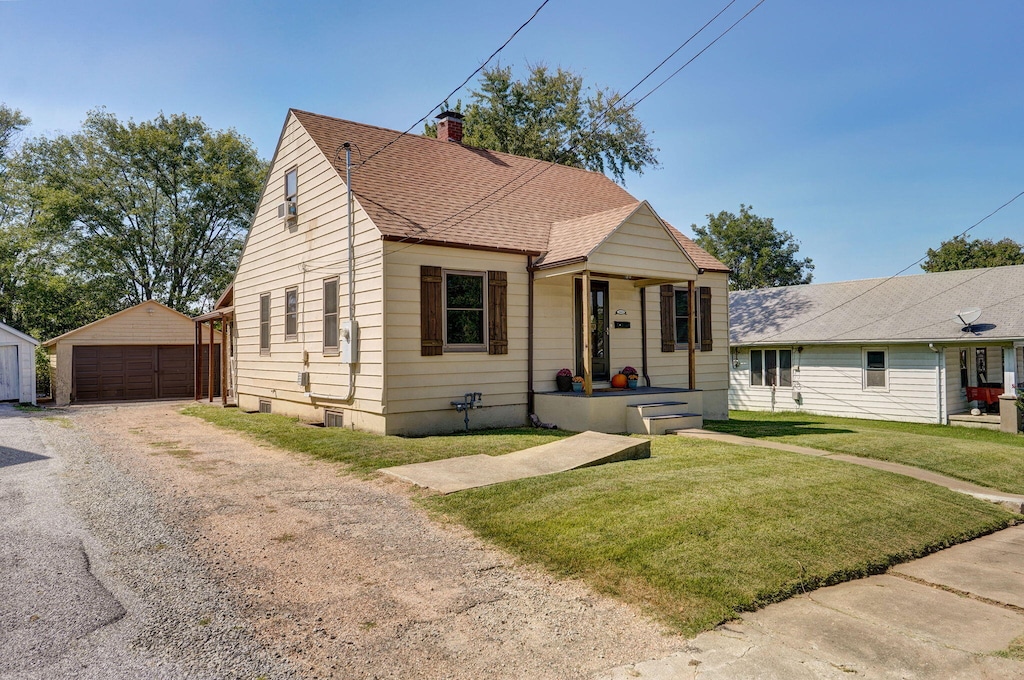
381,430,650,494
676,429,1024,513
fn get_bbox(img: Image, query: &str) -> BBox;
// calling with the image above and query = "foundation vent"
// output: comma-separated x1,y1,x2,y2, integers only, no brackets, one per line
324,410,344,428
258,399,272,414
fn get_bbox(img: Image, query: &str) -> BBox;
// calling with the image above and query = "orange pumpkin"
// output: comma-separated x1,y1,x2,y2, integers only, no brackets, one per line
611,373,628,388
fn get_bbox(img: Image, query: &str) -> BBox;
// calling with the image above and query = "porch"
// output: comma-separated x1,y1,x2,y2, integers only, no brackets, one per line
535,387,703,434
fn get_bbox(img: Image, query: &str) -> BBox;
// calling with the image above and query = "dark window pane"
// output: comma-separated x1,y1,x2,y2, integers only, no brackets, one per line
866,351,885,370
285,169,297,200
259,294,270,351
446,274,483,308
750,350,763,386
779,350,792,387
766,349,778,386
675,317,689,345
324,279,338,316
447,310,483,345
960,348,968,388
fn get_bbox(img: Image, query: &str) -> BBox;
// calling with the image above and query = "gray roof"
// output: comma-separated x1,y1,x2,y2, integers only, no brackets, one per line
730,264,1024,346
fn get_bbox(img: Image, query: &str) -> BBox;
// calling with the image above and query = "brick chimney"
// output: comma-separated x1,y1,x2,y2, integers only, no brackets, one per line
436,110,464,143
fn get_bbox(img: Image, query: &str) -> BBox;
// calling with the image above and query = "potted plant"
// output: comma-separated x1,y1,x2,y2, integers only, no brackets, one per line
622,366,639,389
556,368,573,392
572,375,584,392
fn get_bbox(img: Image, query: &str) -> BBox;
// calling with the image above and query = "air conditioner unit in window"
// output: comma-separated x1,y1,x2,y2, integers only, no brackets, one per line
278,201,298,221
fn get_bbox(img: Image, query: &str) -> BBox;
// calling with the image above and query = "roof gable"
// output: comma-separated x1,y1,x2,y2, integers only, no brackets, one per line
0,321,39,346
42,300,193,346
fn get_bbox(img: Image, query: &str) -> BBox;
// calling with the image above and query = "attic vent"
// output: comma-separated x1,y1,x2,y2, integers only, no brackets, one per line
324,410,344,428
258,399,272,414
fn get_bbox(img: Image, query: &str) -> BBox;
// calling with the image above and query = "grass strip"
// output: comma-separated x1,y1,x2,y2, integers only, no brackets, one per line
703,410,1024,495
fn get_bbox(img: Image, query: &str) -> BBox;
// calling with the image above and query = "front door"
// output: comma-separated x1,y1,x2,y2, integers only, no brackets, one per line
575,279,610,382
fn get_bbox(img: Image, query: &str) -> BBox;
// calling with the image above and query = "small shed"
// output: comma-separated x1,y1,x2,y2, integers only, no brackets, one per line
43,300,220,406
0,321,39,405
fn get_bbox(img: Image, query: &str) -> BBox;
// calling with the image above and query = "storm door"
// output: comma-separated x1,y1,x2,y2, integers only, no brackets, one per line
575,279,611,382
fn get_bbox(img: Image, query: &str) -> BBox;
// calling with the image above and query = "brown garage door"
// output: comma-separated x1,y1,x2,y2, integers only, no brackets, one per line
71,345,218,403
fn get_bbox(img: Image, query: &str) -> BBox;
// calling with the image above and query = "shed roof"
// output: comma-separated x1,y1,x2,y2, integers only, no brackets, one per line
291,110,728,272
730,264,1024,345
0,321,39,346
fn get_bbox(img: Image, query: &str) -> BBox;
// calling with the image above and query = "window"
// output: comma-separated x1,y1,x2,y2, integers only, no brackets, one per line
444,271,486,349
284,167,297,202
674,288,691,347
284,287,298,340
259,293,271,354
749,349,792,387
323,277,339,353
864,349,887,389
960,348,968,389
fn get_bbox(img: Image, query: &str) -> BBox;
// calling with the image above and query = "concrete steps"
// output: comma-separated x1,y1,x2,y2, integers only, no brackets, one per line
626,401,704,435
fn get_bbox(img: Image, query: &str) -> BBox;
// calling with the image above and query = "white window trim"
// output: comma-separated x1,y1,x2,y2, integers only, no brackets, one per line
284,167,298,203
673,286,700,351
443,269,488,352
323,277,340,356
748,348,793,388
862,346,889,392
259,292,271,356
284,287,299,341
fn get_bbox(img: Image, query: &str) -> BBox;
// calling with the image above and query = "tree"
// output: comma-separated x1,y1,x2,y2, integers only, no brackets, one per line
0,104,30,229
23,109,266,315
692,204,814,290
921,235,1024,272
425,64,658,184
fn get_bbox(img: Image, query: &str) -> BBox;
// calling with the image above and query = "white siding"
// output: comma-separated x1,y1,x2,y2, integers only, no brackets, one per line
0,324,38,405
730,344,942,423
944,347,968,418
233,113,384,424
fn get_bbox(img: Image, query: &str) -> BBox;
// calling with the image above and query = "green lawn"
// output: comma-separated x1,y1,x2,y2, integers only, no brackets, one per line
702,410,1024,495
186,405,1019,636
182,406,572,475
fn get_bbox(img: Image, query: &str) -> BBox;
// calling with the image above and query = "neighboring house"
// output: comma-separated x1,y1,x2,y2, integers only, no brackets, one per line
729,265,1024,426
44,300,221,406
226,109,731,435
0,321,39,405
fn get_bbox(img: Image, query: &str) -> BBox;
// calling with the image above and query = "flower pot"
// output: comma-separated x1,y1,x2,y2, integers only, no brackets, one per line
627,378,638,389
556,375,573,392
572,382,583,392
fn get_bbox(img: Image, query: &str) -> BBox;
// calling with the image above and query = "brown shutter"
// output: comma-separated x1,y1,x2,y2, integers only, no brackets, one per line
420,266,443,356
660,284,675,352
488,270,508,355
699,286,713,352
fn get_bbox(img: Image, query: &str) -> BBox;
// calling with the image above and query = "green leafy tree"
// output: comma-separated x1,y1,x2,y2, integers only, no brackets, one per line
425,64,658,184
0,103,31,229
921,235,1024,272
23,109,266,315
692,204,814,291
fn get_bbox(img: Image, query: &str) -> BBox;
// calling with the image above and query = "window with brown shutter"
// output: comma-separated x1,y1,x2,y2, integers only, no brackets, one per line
488,271,508,355
660,284,675,352
699,286,713,352
420,266,443,356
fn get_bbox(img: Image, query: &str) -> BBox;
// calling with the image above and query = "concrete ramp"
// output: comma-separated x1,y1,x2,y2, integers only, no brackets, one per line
380,431,650,494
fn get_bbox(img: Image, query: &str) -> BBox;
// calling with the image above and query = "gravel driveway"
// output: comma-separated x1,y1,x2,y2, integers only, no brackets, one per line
2,402,680,679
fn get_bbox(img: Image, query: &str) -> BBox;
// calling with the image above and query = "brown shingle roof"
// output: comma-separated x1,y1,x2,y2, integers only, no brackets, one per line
292,109,728,271
539,202,644,267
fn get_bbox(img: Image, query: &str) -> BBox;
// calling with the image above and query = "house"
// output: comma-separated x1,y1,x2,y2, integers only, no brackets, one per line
0,321,39,405
225,109,730,435
43,300,221,406
729,265,1024,430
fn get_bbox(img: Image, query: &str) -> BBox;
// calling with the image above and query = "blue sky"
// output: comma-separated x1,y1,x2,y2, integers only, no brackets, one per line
2,0,1021,283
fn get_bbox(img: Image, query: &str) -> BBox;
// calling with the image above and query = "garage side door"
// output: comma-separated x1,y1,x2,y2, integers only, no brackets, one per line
157,346,194,398
0,345,18,401
72,346,157,402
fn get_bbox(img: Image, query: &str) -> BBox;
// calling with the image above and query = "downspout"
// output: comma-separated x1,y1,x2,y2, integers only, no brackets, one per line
929,343,943,424
305,142,356,403
527,255,535,413
639,286,651,387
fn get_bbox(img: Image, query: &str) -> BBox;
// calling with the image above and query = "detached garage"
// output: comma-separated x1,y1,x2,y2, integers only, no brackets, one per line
43,301,220,406
0,321,39,405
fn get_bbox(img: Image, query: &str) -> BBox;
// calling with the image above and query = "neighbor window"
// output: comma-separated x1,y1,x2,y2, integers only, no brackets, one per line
284,287,298,340
444,270,485,349
960,348,968,389
284,167,297,202
259,293,271,354
323,277,339,353
749,349,792,387
864,348,887,389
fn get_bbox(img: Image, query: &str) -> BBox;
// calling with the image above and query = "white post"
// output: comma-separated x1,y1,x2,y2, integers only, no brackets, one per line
1003,347,1017,396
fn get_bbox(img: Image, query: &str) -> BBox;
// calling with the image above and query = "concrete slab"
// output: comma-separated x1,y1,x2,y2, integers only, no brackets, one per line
380,431,650,494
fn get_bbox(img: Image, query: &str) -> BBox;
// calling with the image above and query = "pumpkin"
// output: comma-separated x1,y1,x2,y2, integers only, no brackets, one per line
611,373,628,388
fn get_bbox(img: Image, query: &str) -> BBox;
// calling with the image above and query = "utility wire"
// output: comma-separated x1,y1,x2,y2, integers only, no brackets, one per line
355,0,551,171
750,187,1024,344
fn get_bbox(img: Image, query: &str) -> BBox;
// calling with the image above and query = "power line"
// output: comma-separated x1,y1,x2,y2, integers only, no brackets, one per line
752,187,1024,344
354,0,551,172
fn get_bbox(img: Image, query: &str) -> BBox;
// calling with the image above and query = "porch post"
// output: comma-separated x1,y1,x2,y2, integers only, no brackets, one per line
687,280,696,390
582,271,592,396
220,314,228,406
208,319,215,402
194,321,201,401
1003,347,1017,396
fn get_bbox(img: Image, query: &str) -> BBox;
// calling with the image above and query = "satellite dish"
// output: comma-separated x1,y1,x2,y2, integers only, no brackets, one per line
955,307,983,333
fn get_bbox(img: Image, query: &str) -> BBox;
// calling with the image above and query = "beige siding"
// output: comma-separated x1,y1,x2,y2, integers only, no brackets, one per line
587,206,697,280
383,242,529,434
729,344,943,423
233,112,384,423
